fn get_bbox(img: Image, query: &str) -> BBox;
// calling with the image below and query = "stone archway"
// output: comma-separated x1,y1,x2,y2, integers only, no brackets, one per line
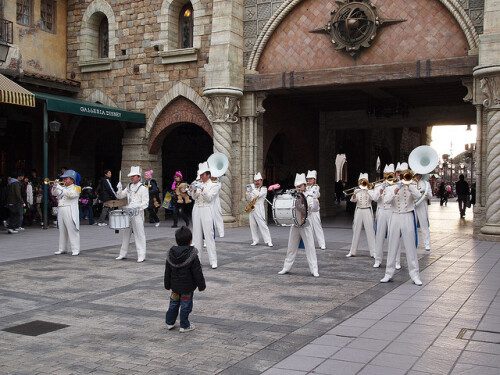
148,96,212,154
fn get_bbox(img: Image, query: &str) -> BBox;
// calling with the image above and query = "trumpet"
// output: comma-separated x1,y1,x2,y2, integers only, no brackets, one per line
246,183,255,192
189,180,203,192
43,178,64,186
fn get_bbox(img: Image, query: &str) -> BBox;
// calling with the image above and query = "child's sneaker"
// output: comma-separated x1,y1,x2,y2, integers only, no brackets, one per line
179,324,195,333
166,324,175,330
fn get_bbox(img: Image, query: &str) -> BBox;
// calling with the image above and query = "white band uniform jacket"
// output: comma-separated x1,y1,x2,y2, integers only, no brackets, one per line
116,182,149,261
192,179,218,267
246,185,272,245
374,185,394,265
306,184,326,249
52,184,80,230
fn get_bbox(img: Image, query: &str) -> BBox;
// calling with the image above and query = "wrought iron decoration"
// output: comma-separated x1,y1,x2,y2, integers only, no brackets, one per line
311,0,405,57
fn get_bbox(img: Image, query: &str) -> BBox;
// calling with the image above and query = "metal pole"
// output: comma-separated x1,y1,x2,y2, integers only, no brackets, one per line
43,101,48,230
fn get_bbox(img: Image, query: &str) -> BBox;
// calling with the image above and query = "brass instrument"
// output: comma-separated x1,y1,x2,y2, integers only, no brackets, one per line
343,178,381,196
244,196,258,213
401,170,414,183
43,178,64,186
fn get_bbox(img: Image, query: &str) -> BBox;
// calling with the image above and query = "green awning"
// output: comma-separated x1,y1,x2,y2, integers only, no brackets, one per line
34,92,145,125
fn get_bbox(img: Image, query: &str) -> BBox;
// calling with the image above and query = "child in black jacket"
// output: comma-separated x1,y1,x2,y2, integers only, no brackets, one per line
164,226,206,332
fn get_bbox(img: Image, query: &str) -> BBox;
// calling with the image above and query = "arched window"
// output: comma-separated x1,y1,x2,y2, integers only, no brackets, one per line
98,17,109,58
179,3,193,49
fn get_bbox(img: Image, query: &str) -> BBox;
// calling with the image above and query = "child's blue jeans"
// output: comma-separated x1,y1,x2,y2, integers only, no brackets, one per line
165,291,193,329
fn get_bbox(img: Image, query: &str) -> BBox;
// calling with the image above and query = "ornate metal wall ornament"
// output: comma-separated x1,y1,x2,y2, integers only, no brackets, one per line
310,0,406,57
208,96,240,123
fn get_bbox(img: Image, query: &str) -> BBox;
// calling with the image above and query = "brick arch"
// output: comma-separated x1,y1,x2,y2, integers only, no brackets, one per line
249,0,479,72
148,97,212,154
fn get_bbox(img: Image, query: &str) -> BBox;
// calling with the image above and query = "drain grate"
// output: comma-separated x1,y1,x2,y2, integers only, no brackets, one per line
2,320,69,336
457,328,500,344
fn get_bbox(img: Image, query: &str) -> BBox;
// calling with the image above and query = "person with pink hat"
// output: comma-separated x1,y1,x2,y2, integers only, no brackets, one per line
170,171,190,228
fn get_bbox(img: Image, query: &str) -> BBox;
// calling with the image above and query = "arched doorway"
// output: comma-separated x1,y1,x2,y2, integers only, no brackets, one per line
161,123,213,188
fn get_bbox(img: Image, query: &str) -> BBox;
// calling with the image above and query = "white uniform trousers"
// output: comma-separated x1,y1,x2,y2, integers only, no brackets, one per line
308,211,326,248
374,208,392,264
281,225,318,275
119,211,146,260
415,204,430,249
57,206,80,254
384,212,420,281
192,205,217,266
350,208,376,256
249,211,272,244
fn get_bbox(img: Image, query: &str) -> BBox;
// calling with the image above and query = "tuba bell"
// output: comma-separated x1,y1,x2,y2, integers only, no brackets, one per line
408,146,439,175
207,152,229,178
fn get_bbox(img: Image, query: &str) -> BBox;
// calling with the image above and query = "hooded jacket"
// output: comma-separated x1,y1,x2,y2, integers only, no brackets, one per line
7,178,22,205
164,245,206,294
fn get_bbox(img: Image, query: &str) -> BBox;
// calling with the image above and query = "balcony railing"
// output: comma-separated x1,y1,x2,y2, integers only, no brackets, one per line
0,18,13,44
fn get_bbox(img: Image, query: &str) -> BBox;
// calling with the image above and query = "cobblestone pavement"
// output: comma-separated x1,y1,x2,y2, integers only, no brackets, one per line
0,201,498,374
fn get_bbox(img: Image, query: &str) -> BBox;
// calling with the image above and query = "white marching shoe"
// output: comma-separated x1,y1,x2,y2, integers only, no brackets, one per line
278,269,288,275
395,263,401,270
54,250,67,255
312,272,319,277
267,242,273,247
380,275,392,283
346,252,354,257
320,246,326,250
412,278,423,286
137,258,145,263
211,264,217,269
115,255,126,260
373,261,381,268
251,242,258,246
71,252,79,256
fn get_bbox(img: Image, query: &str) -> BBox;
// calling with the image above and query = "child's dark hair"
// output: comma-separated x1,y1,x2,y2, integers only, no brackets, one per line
175,226,192,246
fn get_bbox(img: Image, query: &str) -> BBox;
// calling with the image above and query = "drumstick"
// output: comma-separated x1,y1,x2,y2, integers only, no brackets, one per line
119,170,122,182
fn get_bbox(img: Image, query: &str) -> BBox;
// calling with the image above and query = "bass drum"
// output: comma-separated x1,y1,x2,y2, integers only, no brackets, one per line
272,192,308,227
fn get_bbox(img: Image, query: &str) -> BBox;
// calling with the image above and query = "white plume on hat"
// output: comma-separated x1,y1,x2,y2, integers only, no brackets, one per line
254,172,263,181
127,166,141,177
306,170,317,179
395,162,402,172
294,173,307,187
384,164,395,173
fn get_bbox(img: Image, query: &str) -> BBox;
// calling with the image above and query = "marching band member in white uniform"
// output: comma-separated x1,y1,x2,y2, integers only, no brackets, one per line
115,166,149,262
211,176,224,238
306,170,326,250
346,173,377,258
247,172,273,247
278,173,319,277
381,169,423,286
392,162,408,269
191,162,218,269
414,173,432,251
373,164,395,268
53,170,81,256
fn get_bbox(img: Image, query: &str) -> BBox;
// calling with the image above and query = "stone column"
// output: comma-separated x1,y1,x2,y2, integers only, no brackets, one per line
473,0,500,238
203,0,244,223
206,92,241,223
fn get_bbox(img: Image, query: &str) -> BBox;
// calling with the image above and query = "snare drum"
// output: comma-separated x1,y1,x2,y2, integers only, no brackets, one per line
109,210,130,231
272,192,308,227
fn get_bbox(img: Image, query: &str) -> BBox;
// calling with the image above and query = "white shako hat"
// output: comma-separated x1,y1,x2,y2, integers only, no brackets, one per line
384,164,395,174
306,170,317,179
254,172,263,181
294,173,307,187
127,166,141,177
400,162,409,171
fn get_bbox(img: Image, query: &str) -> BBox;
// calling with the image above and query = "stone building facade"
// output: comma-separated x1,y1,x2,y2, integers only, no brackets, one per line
3,0,493,238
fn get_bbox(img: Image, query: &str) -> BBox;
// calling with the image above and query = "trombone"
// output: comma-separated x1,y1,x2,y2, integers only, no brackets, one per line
343,178,382,196
43,178,64,186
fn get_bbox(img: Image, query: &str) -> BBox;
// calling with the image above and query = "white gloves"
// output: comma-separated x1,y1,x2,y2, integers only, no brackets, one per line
117,182,123,191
